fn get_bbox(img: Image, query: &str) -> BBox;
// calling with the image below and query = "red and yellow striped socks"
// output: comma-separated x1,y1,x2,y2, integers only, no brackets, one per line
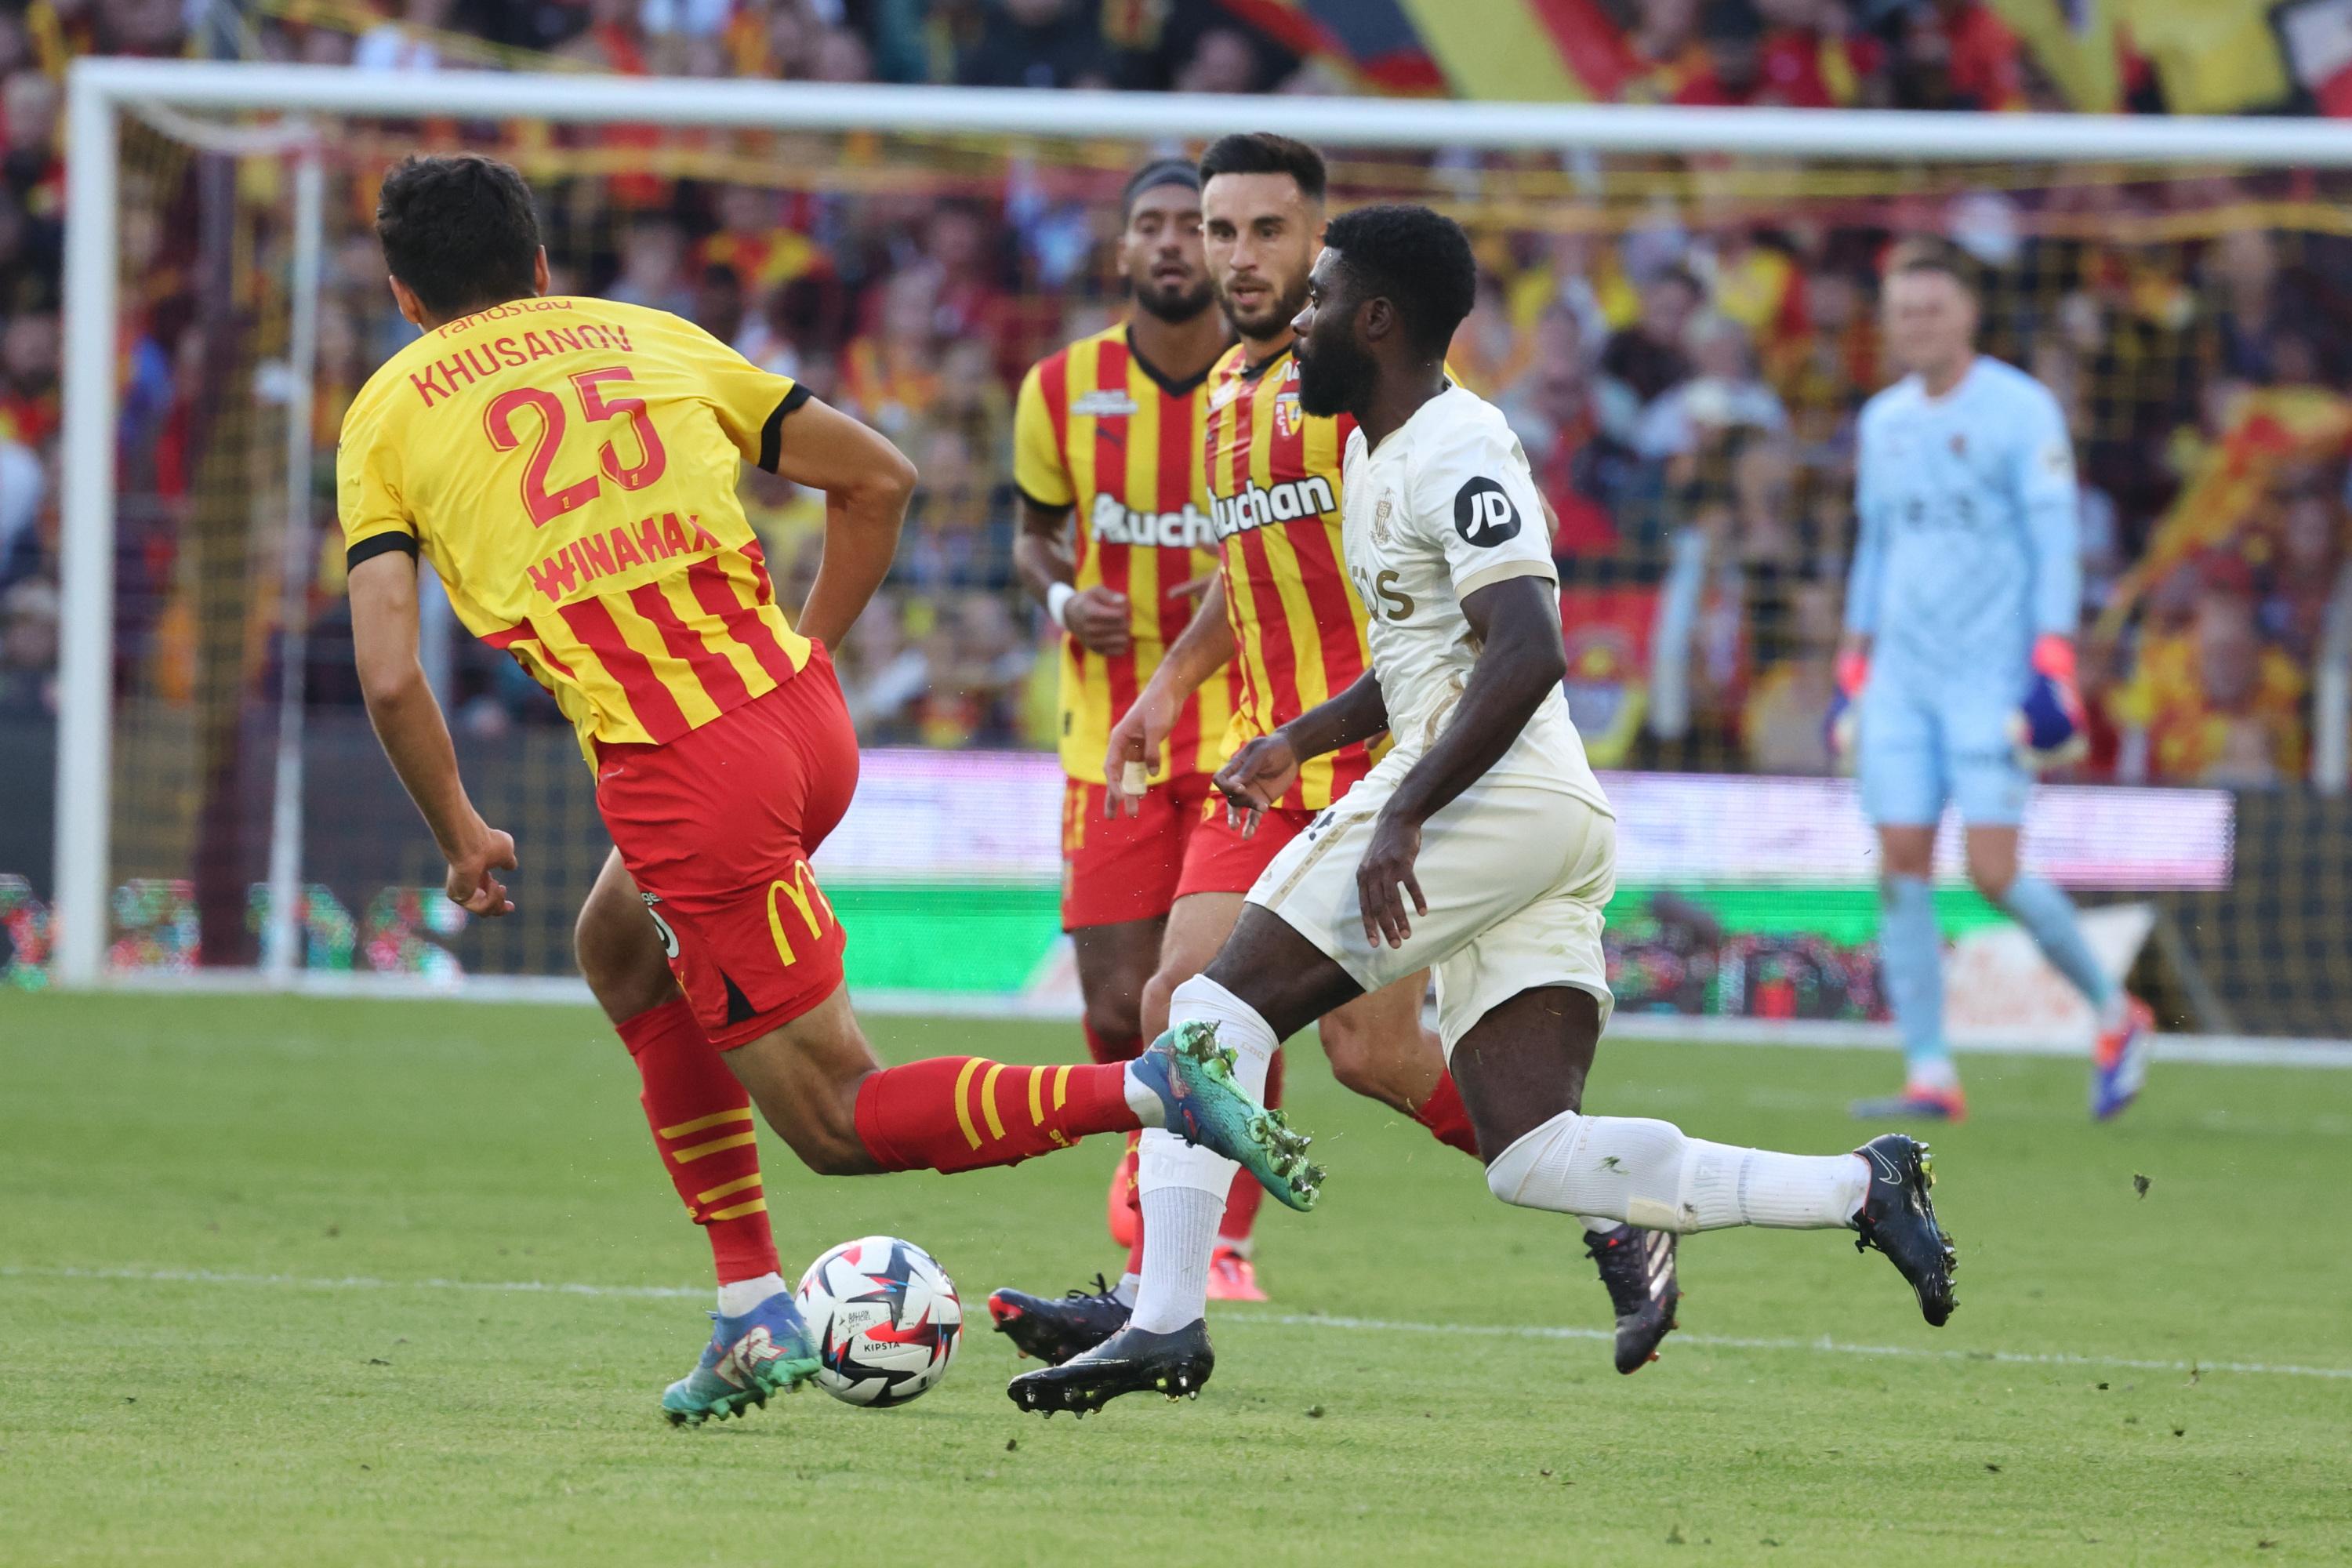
852,1057,1141,1174
619,997,779,1285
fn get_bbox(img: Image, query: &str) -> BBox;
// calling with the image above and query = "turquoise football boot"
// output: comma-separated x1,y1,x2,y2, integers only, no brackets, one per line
1130,1020,1324,1213
661,1287,822,1426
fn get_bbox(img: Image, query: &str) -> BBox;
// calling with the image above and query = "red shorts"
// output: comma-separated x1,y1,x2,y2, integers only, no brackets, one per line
1172,794,1316,901
1060,772,1214,931
593,648,856,1049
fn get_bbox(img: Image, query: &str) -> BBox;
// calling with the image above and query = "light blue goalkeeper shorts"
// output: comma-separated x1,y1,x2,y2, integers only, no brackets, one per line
1857,678,2029,828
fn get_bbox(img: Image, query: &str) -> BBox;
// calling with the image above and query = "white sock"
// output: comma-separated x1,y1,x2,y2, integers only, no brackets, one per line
1122,1062,1165,1126
717,1271,787,1317
1486,1110,1868,1232
1113,1272,1139,1307
1907,1055,1961,1094
1581,1215,1626,1236
1128,976,1280,1334
1131,1185,1222,1333
2097,988,2129,1032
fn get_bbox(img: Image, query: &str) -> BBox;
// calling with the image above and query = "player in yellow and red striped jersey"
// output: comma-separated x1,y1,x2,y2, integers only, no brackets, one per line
987,136,1679,1377
339,154,1313,1428
1005,160,1289,1314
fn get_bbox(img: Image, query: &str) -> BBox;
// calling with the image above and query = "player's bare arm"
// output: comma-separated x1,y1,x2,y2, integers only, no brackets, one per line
1215,669,1389,813
1014,494,1131,656
1358,575,1566,949
347,550,517,918
1102,572,1238,811
779,396,918,648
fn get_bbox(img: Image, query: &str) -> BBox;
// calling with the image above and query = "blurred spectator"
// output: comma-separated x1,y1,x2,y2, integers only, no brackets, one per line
695,183,829,299
1172,29,1260,96
839,590,930,739
691,262,746,343
1,310,60,449
956,0,1107,89
0,575,56,716
1634,312,1788,461
1896,0,2024,112
1599,267,1701,437
1501,307,1642,564
840,268,942,438
1755,0,1887,110
604,217,696,318
2261,480,2344,665
2115,582,2307,786
354,0,450,72
4,68,65,229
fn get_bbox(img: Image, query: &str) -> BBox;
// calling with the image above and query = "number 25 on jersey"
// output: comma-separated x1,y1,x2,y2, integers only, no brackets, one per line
485,365,669,528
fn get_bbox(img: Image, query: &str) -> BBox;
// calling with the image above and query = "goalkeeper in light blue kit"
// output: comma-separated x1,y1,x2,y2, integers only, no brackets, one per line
1832,240,2152,1123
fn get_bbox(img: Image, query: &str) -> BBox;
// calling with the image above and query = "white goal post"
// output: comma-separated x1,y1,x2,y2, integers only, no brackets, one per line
49,58,2352,994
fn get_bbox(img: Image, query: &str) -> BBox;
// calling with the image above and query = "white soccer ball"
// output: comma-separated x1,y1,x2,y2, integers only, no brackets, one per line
794,1235,964,1407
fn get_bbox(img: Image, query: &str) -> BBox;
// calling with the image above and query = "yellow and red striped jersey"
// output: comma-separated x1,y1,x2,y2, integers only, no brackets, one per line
1014,323,1238,784
1203,341,1377,811
337,296,813,761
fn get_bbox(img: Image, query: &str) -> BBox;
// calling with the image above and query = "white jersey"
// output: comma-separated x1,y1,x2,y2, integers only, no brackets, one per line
1339,383,1610,813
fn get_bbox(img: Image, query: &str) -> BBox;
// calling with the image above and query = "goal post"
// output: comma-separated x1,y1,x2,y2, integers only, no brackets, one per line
44,57,2352,1054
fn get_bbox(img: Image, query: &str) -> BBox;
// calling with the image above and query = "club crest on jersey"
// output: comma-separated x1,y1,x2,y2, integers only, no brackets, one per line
1371,492,1396,546
1274,391,1303,437
1949,433,1968,456
1211,475,1338,539
1072,390,1138,419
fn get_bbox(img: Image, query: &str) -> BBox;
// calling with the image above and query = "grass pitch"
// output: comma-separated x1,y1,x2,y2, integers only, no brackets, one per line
3,993,2349,1566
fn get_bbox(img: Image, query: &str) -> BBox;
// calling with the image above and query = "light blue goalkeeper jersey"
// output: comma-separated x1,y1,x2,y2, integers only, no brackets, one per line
1843,355,2080,698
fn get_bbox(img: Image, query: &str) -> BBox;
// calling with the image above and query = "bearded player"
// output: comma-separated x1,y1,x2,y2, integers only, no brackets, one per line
1010,158,1299,1305
988,136,1680,1377
339,154,1315,1428
1011,205,1959,1414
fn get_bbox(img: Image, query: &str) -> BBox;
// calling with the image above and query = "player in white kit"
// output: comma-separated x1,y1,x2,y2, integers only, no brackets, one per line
1007,205,1962,1416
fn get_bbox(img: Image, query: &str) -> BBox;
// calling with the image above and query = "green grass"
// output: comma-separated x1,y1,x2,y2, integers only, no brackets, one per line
3,995,2349,1566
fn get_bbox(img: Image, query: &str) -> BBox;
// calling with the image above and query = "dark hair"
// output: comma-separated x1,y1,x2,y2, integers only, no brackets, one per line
375,154,543,319
1321,203,1476,356
1197,132,1327,204
1885,236,1978,297
1121,157,1200,220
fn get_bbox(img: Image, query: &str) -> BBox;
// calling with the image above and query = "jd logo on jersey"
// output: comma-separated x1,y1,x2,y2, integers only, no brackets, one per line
1453,477,1521,547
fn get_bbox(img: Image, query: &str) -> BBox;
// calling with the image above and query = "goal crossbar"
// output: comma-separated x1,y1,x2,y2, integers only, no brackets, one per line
51,58,2352,985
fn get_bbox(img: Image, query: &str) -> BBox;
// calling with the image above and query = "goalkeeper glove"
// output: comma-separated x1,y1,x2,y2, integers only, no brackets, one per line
1825,648,1868,768
2011,633,2089,771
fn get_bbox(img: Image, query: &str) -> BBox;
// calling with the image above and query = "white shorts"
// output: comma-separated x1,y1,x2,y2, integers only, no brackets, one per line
1244,759,1617,1055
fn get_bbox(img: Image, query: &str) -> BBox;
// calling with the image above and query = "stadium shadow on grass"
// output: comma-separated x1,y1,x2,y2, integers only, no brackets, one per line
3,995,2349,1566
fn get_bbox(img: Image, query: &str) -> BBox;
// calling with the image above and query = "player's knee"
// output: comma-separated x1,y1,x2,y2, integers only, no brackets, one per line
1319,1022,1416,1113
1082,993,1145,1050
781,1080,877,1177
1137,967,1180,1042
1965,855,2016,902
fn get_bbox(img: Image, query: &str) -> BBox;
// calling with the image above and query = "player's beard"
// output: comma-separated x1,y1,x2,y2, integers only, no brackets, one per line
1218,270,1310,345
1134,274,1215,325
1294,332,1374,419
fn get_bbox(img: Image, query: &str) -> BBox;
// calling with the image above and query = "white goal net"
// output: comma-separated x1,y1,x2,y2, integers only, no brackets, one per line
32,60,2352,1047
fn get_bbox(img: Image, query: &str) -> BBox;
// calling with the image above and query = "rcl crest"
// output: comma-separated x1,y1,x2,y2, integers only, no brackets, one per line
1274,391,1303,438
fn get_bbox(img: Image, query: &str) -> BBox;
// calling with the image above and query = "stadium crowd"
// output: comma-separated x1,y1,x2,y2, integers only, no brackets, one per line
2,0,2347,791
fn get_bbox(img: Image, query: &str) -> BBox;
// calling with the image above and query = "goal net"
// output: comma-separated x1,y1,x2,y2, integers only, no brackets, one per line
33,62,2351,1048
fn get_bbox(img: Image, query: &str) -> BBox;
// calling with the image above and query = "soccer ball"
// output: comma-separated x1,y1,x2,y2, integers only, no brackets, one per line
794,1236,964,1407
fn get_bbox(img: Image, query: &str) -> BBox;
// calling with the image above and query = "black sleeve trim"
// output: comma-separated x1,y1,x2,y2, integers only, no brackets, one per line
757,383,815,474
346,532,419,572
1015,483,1075,517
